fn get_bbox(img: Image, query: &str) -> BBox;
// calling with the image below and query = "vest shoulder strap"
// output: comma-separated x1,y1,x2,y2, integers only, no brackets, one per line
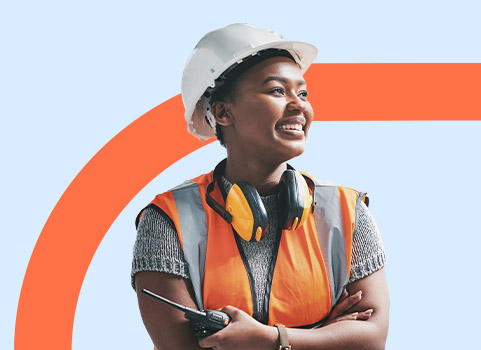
307,174,367,307
135,172,213,310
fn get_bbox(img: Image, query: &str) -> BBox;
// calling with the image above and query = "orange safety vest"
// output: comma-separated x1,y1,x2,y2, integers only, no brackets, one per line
136,169,367,328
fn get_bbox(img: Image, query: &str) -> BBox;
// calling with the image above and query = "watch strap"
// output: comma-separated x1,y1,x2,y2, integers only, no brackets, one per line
274,324,291,350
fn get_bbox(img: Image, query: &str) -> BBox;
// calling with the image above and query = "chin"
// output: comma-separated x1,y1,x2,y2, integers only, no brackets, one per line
288,148,305,161
277,144,306,163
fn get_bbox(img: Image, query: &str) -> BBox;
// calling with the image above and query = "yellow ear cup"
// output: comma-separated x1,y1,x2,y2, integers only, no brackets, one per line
205,159,269,242
226,183,268,242
226,184,254,241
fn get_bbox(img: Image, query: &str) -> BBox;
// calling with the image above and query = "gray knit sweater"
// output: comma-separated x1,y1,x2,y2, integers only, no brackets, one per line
131,176,386,321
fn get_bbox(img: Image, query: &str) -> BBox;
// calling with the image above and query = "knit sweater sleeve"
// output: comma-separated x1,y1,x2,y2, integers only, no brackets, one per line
131,207,190,290
349,201,387,283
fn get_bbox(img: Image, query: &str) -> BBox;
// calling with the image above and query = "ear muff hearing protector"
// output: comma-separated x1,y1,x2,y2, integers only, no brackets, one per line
278,169,313,231
225,182,268,242
205,160,314,242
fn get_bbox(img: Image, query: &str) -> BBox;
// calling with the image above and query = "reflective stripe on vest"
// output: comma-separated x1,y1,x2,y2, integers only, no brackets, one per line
313,185,366,307
143,170,364,326
170,180,208,310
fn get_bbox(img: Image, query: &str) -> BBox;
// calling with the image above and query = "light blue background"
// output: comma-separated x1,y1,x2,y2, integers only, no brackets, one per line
2,1,480,349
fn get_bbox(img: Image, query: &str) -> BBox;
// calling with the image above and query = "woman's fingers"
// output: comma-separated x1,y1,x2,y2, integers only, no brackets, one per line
356,309,374,320
325,308,373,326
339,288,349,302
327,290,362,320
327,312,359,324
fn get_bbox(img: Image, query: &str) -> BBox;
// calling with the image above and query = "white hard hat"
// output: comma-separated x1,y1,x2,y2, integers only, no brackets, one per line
181,23,318,141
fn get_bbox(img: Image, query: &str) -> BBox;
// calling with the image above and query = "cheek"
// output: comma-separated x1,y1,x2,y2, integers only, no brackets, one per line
255,99,285,123
234,100,281,130
305,103,314,124
305,101,314,118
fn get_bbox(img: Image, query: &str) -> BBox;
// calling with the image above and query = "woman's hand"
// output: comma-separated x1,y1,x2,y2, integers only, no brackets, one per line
324,289,373,326
198,306,277,350
198,290,374,349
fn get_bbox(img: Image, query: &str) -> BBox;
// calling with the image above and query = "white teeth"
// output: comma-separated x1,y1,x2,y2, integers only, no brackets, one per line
277,124,303,131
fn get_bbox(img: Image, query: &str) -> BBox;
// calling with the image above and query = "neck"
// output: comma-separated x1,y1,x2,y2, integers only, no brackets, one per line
222,155,288,196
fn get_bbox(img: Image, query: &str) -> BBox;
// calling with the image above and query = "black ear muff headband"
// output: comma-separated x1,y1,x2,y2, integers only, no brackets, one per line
205,159,315,242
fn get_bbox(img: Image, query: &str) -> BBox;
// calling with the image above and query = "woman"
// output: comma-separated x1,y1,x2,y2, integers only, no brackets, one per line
132,24,389,349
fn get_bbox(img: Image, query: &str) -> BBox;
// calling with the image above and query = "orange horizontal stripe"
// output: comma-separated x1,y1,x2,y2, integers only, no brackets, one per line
306,63,481,121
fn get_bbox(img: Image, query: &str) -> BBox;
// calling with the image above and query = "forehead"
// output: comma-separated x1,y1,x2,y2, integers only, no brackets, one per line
237,56,304,86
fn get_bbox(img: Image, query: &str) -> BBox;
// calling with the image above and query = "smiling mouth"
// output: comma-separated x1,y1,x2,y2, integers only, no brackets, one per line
275,116,306,134
276,123,303,131
275,123,306,140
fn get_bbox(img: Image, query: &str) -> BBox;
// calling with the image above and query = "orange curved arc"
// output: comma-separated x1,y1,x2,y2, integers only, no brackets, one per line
14,94,213,349
15,63,481,350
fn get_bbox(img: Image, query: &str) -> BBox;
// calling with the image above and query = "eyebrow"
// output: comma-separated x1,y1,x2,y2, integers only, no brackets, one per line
261,76,306,86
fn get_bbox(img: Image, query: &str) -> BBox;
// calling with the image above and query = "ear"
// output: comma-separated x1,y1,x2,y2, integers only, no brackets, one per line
211,101,234,126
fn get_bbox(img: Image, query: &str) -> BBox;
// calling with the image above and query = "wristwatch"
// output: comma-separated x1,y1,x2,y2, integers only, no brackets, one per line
274,324,291,350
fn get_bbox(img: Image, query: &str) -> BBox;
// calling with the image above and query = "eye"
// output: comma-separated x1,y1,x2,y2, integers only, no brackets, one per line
270,87,285,95
298,90,309,99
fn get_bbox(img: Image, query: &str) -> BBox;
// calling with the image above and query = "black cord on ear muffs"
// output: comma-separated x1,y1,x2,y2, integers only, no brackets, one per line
205,160,314,242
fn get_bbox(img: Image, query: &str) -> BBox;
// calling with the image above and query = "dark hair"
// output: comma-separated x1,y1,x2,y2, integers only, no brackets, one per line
206,49,296,146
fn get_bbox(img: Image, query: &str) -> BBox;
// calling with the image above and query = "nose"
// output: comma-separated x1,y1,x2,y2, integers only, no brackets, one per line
286,93,308,113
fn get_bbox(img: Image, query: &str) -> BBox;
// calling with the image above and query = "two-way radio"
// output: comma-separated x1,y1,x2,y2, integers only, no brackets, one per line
141,288,231,337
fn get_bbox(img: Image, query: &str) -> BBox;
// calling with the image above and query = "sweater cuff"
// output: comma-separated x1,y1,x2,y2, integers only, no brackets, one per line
349,251,387,283
131,256,190,290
